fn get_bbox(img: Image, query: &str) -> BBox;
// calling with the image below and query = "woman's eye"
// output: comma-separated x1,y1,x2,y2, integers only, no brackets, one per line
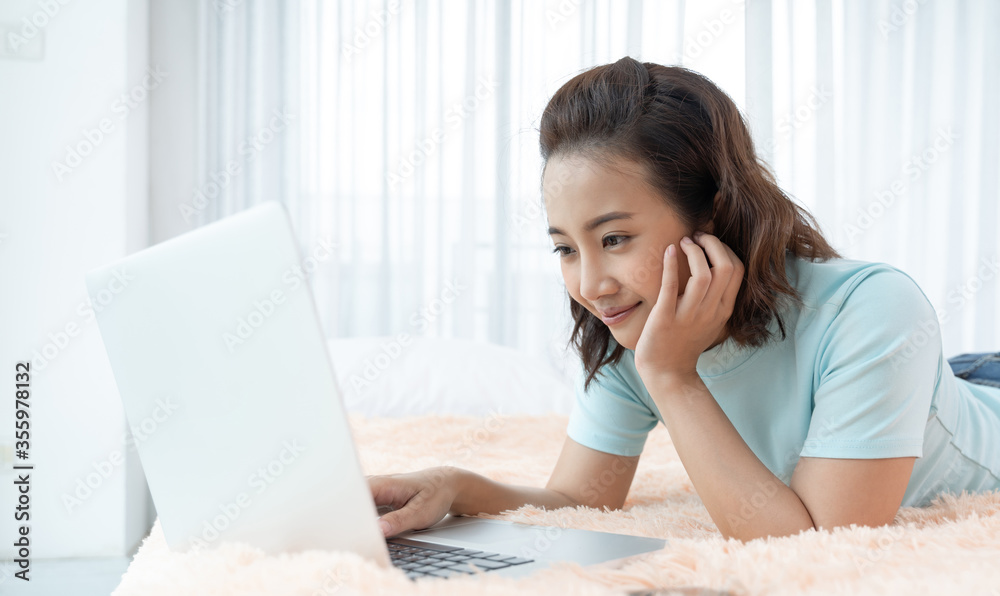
552,245,574,257
603,235,628,248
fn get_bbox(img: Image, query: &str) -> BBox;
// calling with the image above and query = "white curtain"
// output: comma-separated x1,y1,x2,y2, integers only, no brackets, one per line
198,0,999,380
752,0,1000,359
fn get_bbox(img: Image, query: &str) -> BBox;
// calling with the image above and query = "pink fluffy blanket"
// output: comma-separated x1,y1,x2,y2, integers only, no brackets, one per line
113,413,1000,595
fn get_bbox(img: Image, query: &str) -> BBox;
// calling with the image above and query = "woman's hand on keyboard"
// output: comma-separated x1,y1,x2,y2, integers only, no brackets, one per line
367,466,461,538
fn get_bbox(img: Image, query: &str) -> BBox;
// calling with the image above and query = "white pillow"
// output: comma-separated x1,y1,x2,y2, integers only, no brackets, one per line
325,336,575,417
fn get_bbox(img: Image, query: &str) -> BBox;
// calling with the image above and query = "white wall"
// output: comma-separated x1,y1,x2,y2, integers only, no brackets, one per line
0,0,153,559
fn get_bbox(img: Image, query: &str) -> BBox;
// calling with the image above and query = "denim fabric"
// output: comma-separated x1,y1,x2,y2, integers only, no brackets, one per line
947,352,1000,389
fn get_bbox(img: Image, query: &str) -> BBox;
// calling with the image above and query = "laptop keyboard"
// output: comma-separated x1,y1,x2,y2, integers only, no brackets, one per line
386,537,534,580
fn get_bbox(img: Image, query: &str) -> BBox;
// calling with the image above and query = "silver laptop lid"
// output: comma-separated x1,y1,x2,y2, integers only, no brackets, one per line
86,201,389,566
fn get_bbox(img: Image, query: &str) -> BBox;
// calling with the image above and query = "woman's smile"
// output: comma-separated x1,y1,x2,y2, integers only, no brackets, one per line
598,302,641,326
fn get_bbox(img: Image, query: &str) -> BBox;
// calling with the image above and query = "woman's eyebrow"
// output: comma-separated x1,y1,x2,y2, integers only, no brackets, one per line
547,211,635,236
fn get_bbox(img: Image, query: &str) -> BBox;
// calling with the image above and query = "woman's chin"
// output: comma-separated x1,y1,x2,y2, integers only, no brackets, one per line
609,330,639,351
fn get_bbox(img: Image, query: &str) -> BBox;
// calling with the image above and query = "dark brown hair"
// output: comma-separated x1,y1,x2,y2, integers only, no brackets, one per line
539,57,840,389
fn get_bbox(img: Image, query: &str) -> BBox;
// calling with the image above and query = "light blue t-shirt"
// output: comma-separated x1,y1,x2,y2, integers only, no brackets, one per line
566,256,1000,508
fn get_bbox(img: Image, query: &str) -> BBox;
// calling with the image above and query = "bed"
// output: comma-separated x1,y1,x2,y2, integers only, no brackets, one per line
112,338,1000,595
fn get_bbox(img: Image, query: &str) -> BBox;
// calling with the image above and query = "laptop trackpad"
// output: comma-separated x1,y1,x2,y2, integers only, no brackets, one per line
406,518,665,565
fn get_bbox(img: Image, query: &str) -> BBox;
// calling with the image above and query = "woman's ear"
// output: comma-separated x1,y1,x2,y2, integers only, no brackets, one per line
701,220,715,235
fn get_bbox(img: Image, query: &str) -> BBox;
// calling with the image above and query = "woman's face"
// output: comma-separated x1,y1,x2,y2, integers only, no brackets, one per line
543,153,699,350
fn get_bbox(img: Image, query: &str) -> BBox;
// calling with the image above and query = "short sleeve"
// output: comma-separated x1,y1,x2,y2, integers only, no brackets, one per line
800,268,939,459
565,357,658,457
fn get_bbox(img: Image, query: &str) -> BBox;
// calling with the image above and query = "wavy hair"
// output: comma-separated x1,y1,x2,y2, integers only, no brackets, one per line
539,57,840,389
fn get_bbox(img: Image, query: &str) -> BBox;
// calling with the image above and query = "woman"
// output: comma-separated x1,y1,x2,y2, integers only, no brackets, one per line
368,57,1000,542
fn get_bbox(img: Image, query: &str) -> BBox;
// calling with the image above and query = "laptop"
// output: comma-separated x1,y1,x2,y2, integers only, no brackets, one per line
85,201,666,580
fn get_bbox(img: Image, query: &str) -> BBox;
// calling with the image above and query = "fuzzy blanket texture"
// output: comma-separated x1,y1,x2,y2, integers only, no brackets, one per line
114,413,1000,596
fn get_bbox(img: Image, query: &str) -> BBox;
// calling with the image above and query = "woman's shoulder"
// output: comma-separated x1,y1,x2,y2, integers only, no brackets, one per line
786,256,943,377
785,255,932,314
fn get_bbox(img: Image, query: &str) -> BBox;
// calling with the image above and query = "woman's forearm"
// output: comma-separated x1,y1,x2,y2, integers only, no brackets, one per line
646,373,816,542
448,467,578,516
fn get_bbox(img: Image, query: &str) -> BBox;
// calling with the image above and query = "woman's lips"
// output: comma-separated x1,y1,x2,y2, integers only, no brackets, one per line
600,303,640,326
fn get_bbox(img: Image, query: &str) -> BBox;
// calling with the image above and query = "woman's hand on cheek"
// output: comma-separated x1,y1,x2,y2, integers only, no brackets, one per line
633,232,744,388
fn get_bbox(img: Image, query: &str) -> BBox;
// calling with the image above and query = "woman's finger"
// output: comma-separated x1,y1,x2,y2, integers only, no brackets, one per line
694,233,737,306
655,243,679,321
677,236,711,317
703,234,744,312
368,476,414,509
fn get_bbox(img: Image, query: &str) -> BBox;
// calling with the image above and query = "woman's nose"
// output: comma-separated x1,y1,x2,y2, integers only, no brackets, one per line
578,255,617,302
